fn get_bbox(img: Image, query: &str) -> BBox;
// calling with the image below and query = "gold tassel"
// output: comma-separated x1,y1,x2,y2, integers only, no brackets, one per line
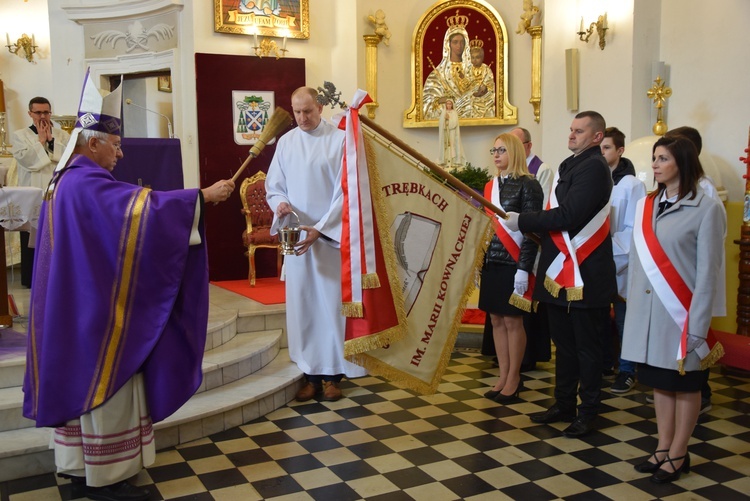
566,286,583,302
509,293,532,312
677,357,685,376
532,300,539,313
346,352,433,393
544,276,561,298
341,302,364,318
361,273,381,289
344,323,404,357
700,342,725,371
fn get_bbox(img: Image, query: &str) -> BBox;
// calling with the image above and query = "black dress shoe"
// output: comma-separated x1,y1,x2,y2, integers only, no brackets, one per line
529,405,576,424
562,415,596,438
651,453,690,484
57,473,85,485
634,449,669,473
85,481,150,501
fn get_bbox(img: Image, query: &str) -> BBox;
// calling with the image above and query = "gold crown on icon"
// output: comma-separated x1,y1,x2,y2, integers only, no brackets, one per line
469,37,484,49
446,10,469,30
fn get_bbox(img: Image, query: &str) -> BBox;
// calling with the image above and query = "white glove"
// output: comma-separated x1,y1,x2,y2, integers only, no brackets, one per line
686,334,704,353
514,269,529,295
505,212,520,231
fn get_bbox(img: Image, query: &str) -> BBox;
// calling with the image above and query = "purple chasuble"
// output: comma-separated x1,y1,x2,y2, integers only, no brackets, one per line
23,155,208,427
528,155,543,176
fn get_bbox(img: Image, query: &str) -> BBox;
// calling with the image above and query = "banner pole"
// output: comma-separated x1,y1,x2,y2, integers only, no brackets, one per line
359,116,542,246
359,115,505,219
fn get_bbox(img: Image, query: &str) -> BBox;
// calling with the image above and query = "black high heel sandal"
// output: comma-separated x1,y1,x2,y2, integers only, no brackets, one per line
634,449,669,473
484,389,501,399
494,382,523,403
651,452,690,484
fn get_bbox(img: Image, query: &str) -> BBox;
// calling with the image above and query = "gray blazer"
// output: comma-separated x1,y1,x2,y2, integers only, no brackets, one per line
621,189,725,372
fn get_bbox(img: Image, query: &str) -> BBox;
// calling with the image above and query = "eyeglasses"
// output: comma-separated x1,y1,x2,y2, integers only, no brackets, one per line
489,147,507,155
30,111,52,116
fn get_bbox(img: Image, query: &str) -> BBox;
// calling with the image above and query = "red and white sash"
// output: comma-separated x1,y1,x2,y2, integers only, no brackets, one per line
633,195,722,373
334,90,377,317
484,178,536,311
545,171,611,301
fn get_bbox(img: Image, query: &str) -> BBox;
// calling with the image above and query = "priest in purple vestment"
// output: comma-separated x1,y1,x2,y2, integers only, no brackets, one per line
22,71,234,501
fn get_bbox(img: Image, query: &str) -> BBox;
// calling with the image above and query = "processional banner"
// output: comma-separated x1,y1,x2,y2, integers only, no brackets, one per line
345,117,492,394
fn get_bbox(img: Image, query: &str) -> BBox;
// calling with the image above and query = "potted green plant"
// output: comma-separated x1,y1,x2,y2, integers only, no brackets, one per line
448,163,492,191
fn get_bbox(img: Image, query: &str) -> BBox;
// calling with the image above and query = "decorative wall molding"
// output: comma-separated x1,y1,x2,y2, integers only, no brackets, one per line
87,49,175,79
60,0,183,23
90,20,176,53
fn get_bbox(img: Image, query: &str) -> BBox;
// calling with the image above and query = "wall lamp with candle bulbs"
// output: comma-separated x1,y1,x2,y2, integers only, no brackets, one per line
6,33,38,62
250,26,289,59
577,13,608,50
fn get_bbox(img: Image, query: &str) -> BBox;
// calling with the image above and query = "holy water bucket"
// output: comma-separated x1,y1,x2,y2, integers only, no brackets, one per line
279,210,301,255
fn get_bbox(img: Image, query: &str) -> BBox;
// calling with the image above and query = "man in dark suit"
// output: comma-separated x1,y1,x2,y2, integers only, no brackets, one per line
505,111,616,438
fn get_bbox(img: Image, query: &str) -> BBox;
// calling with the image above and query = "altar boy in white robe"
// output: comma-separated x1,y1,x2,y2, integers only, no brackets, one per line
266,87,367,402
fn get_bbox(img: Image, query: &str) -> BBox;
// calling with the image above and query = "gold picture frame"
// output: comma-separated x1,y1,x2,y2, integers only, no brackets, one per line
214,0,310,40
157,75,172,93
403,0,517,128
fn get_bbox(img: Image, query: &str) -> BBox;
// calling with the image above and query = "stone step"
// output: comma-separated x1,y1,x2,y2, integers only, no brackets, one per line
0,281,300,482
0,348,303,483
155,349,303,448
0,329,284,433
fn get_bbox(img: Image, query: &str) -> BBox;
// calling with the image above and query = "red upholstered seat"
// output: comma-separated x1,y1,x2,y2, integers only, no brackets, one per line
713,331,750,372
243,227,276,246
240,171,282,286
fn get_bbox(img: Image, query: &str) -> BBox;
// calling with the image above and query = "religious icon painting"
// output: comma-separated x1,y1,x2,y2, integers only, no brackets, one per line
403,0,517,128
232,90,275,146
214,0,309,39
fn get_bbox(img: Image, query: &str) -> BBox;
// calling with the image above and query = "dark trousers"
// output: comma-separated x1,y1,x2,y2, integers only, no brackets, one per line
20,231,34,288
547,304,610,417
523,302,551,364
306,374,343,384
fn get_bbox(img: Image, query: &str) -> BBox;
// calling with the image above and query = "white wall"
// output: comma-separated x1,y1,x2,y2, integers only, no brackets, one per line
659,0,750,200
538,0,663,173
0,0,55,134
2,0,749,198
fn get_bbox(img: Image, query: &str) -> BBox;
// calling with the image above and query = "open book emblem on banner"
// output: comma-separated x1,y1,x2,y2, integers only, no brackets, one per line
392,212,441,315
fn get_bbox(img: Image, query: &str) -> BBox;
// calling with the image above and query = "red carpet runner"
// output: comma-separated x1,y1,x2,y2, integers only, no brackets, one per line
210,278,286,305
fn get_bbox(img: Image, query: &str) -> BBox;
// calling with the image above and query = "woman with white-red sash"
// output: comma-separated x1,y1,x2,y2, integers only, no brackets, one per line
479,133,543,403
622,135,725,484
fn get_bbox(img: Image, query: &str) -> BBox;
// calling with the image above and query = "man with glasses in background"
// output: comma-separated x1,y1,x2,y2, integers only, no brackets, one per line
11,97,70,287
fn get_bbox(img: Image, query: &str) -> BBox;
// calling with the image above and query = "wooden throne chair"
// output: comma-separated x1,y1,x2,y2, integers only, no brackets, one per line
240,171,282,286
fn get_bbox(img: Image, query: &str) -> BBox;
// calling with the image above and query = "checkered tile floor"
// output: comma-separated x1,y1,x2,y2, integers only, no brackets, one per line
3,351,750,500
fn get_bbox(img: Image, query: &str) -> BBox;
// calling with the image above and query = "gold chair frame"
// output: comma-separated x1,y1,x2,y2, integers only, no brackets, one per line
240,171,282,286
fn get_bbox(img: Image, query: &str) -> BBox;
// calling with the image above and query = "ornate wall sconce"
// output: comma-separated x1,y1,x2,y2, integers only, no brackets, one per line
6,33,38,63
250,27,288,59
577,13,607,50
